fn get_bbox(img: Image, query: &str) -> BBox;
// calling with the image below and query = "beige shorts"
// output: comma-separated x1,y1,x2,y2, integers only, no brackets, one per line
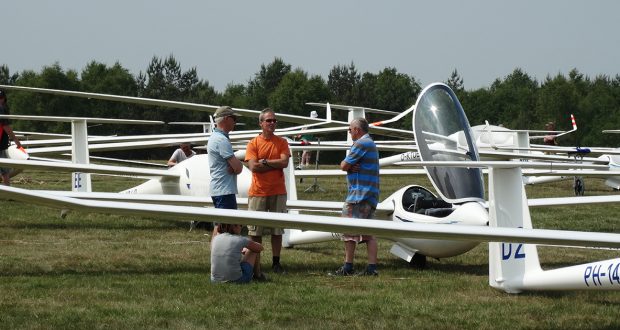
247,194,286,236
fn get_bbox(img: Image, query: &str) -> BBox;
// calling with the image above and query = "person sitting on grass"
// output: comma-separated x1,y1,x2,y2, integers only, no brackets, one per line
210,223,264,284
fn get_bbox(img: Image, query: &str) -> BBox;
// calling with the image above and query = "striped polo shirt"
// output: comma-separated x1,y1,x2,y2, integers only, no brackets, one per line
343,133,380,207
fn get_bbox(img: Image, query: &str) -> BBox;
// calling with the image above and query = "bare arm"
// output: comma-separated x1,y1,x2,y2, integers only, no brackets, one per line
340,160,360,172
226,156,243,175
4,125,21,148
167,158,177,167
265,153,289,169
340,160,352,171
246,240,263,253
247,159,270,173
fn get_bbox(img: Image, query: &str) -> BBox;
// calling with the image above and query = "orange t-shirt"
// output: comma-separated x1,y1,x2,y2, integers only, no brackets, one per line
245,134,290,197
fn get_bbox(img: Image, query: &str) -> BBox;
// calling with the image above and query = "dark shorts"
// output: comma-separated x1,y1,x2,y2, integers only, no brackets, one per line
212,194,238,209
212,194,237,226
0,149,10,175
231,262,254,284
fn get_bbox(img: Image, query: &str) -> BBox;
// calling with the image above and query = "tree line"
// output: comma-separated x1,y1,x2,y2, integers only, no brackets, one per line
1,55,620,160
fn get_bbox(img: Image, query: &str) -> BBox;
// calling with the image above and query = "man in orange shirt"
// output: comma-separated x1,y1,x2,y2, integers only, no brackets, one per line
245,108,290,280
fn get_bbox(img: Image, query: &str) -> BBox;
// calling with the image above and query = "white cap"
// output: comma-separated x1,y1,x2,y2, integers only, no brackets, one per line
310,110,318,118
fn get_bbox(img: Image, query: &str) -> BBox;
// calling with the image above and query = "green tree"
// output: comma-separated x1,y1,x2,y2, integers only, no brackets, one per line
328,62,360,104
136,55,206,133
535,73,582,145
269,69,329,120
0,65,19,84
445,69,465,100
220,83,248,108
11,63,81,133
580,75,617,146
80,61,141,135
488,68,538,129
247,57,291,109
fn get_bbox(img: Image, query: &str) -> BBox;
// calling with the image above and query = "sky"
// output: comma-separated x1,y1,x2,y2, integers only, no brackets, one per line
4,1,620,92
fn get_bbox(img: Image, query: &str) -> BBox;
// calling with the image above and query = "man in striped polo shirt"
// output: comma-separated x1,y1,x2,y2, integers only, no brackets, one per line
331,117,380,276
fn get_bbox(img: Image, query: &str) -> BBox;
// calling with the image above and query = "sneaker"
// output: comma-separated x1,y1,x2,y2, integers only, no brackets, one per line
272,263,287,274
328,266,354,276
357,269,379,276
253,272,269,282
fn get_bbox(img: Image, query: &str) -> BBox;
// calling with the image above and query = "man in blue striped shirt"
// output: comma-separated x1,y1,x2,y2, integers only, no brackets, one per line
330,118,380,276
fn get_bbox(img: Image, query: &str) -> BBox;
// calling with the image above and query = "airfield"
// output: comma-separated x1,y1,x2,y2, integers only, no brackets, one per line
1,165,619,329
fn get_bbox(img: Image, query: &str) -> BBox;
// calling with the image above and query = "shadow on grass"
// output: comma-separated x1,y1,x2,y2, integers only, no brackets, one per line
0,265,210,278
2,220,189,231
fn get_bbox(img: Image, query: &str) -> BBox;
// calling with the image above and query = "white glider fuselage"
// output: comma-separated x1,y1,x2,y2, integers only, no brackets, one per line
120,154,253,198
388,186,488,259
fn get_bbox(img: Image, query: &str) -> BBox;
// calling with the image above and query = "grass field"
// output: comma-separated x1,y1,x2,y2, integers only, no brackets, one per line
1,167,619,329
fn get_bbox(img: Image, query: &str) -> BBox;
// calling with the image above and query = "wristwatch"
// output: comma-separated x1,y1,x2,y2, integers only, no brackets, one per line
261,159,268,166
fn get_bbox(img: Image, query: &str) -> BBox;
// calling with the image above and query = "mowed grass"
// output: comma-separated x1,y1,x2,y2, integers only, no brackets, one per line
1,168,619,329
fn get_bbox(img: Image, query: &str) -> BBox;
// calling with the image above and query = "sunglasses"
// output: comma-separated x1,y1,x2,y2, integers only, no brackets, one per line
263,119,277,123
227,115,237,122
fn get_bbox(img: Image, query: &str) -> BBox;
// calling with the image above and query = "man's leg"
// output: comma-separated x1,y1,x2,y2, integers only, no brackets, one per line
361,204,378,274
271,234,282,259
344,240,356,264
269,194,287,273
366,237,378,264
250,235,263,276
242,249,258,266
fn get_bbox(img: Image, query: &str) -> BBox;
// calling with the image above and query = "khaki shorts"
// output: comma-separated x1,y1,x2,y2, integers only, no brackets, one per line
247,194,286,236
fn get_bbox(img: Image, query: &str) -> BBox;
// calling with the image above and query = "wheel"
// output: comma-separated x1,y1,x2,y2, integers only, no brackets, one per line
573,177,585,196
409,253,427,269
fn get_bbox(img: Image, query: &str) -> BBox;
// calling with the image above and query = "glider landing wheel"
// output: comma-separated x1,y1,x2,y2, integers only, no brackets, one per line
574,176,585,196
409,253,427,270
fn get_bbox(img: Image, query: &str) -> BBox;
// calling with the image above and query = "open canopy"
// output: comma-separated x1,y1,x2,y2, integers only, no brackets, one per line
413,83,485,203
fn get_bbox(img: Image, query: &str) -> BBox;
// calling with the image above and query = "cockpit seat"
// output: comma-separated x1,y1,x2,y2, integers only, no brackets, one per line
402,186,454,218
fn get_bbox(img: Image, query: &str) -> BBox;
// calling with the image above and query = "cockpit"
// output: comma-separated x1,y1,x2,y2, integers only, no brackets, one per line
401,185,454,217
413,83,485,204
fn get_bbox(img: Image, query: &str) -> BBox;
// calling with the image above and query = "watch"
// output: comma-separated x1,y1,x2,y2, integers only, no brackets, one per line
261,159,268,166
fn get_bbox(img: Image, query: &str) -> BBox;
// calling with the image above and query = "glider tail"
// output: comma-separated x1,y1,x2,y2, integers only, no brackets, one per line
488,167,543,293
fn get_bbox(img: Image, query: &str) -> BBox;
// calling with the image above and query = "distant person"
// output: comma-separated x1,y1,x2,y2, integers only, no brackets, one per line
543,121,558,146
245,108,291,280
331,118,380,276
297,110,319,169
0,90,23,186
208,106,243,239
210,223,264,284
167,142,195,167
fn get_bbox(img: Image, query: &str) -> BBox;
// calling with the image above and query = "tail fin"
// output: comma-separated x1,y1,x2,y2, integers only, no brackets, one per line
326,103,332,122
283,138,299,248
488,167,542,293
555,114,577,138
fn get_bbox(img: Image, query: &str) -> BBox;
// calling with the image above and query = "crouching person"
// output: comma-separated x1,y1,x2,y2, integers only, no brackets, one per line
211,223,264,284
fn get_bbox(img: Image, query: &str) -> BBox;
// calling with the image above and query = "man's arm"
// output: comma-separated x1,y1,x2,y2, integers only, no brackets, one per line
246,240,264,253
341,143,364,172
167,150,179,167
264,153,289,169
340,160,362,172
4,125,22,148
226,156,243,174
247,159,266,172
340,160,352,171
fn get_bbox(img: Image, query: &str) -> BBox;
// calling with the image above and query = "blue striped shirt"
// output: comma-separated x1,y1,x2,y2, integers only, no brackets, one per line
343,133,379,207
